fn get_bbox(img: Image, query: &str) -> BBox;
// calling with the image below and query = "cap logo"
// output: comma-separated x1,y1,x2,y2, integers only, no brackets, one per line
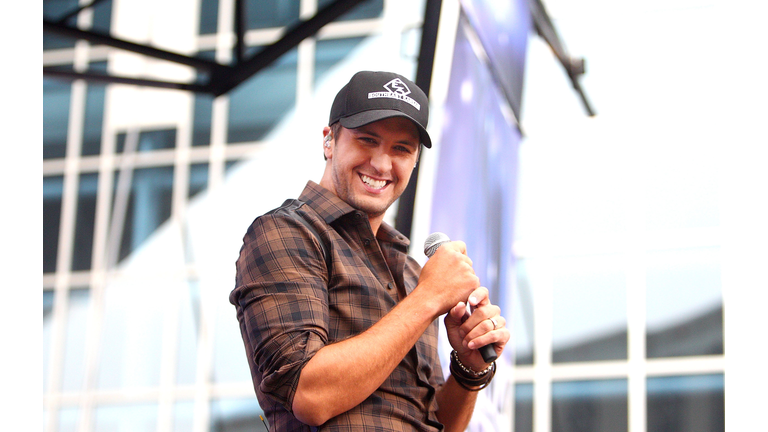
368,78,421,110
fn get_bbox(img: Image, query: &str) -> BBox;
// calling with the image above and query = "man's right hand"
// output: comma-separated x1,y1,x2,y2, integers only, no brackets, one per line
416,241,481,317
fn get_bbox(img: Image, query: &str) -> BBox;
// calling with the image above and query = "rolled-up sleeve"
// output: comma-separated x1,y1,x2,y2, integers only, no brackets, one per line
230,213,329,412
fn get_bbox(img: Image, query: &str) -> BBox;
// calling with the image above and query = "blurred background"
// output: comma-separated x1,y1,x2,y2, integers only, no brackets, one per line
41,0,767,431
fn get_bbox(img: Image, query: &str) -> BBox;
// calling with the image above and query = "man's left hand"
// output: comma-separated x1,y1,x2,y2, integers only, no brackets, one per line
444,286,510,372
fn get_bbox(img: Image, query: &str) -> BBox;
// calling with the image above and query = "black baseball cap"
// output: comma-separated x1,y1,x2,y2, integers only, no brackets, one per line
329,71,432,148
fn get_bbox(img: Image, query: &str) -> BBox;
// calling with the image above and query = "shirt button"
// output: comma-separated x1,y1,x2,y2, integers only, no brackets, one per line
387,282,394,290
363,239,371,246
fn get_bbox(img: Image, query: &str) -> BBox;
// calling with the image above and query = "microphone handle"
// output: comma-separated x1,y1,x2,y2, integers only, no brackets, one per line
479,343,497,363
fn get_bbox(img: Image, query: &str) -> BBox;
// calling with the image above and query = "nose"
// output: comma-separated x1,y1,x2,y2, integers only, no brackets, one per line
369,149,392,174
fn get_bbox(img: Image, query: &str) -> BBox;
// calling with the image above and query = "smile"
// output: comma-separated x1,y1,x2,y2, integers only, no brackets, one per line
360,174,388,190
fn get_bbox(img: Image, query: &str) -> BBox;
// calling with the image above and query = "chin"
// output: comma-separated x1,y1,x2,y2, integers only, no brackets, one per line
349,194,394,217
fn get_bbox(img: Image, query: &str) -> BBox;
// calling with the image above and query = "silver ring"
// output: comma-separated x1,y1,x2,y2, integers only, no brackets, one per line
489,317,498,330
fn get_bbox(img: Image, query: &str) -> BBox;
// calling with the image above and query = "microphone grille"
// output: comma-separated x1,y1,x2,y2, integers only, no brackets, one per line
424,232,450,257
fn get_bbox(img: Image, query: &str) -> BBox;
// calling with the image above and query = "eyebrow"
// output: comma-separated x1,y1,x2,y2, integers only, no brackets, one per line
355,127,419,148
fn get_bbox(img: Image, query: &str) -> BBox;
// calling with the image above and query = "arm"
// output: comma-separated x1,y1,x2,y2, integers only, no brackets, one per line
435,375,480,432
292,241,481,426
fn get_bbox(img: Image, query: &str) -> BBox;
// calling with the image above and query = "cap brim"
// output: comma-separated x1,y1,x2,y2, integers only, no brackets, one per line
339,109,432,148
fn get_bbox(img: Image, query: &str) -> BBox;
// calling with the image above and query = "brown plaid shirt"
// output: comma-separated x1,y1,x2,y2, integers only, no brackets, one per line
231,181,445,431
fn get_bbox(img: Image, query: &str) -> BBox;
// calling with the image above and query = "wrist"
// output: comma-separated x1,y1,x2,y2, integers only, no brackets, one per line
449,350,496,391
410,282,446,320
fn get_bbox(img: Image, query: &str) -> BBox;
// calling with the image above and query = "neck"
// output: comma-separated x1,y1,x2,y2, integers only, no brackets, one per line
368,216,383,237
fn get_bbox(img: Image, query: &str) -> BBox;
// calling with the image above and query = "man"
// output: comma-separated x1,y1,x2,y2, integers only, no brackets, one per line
231,71,510,431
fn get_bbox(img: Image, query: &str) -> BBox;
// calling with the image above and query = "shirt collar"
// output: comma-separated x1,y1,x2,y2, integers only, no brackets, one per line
299,181,411,249
299,180,356,224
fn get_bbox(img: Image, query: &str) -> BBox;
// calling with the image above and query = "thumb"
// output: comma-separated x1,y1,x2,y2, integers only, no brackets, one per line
445,302,468,329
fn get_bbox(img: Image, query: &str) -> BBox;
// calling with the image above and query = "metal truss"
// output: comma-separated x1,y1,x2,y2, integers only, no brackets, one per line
43,0,368,96
43,0,592,110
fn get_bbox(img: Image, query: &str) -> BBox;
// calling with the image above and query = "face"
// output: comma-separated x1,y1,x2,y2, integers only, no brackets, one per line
320,116,421,221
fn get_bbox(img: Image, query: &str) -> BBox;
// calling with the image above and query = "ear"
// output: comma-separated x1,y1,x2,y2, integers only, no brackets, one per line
322,126,333,159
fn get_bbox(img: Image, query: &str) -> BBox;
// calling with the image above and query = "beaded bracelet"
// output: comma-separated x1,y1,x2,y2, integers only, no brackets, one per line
451,350,493,377
449,350,496,391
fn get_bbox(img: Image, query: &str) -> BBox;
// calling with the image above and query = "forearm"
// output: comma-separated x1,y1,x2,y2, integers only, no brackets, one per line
435,375,480,432
292,289,441,426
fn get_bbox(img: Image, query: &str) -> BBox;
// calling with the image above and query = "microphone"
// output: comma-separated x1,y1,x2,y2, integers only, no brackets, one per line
423,233,498,363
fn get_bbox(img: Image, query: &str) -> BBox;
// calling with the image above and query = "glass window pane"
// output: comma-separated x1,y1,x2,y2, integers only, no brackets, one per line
62,288,90,391
647,374,724,432
174,401,195,432
72,173,98,271
59,406,80,432
314,37,366,85
245,0,299,30
176,281,200,385
44,176,64,273
225,160,239,176
192,93,214,147
191,50,215,146
213,296,252,384
44,291,55,392
199,0,218,34
210,398,265,432
514,383,533,432
318,0,383,21
112,166,174,263
44,74,72,160
552,379,628,432
44,0,112,48
97,279,165,389
91,0,113,33
82,62,108,156
646,247,723,358
227,49,297,143
94,404,158,432
552,254,627,363
188,163,209,199
43,0,78,49
514,259,534,365
116,129,176,153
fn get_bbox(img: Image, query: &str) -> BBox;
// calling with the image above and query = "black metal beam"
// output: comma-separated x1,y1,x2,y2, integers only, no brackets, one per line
395,0,443,240
234,0,247,65
209,0,366,96
527,0,595,116
43,19,231,76
43,68,210,93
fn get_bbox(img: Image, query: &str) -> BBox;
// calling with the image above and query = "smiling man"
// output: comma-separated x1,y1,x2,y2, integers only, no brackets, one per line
321,116,419,233
231,71,510,431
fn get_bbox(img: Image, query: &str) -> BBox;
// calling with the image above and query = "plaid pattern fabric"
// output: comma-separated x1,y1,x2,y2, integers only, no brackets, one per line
231,181,445,431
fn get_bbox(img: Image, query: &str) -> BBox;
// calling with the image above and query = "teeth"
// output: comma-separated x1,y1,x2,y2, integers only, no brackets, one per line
361,175,387,189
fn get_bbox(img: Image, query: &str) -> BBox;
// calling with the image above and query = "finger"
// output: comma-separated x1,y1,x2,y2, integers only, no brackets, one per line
461,311,503,347
467,287,490,309
445,302,468,325
442,240,468,256
461,304,501,334
466,315,504,340
468,327,511,351
464,316,509,348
